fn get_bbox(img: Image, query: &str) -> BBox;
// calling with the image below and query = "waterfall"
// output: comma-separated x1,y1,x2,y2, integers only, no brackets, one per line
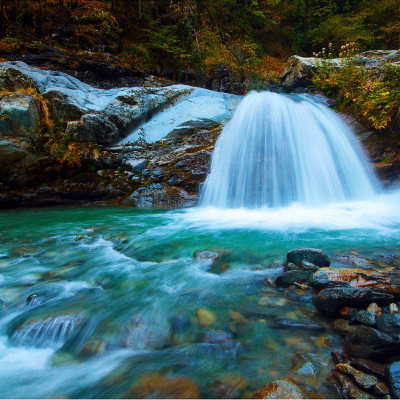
200,91,381,209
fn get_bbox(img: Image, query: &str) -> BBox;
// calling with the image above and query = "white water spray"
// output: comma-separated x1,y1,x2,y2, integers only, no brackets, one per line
200,91,381,208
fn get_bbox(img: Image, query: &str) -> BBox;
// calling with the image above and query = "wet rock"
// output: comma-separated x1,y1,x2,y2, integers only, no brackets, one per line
331,352,345,364
373,381,390,397
301,260,319,272
0,65,39,92
193,249,230,274
367,302,382,315
275,318,325,331
386,361,400,398
196,308,216,327
333,318,357,336
312,287,394,315
252,377,313,399
10,314,82,349
355,310,377,326
9,245,39,257
126,373,200,399
124,317,170,350
310,267,390,290
283,262,299,271
285,285,314,303
336,363,379,390
203,330,233,344
376,314,400,334
390,303,400,313
275,270,312,287
338,306,359,319
345,325,400,360
0,93,41,136
209,381,240,399
336,254,372,267
350,358,386,380
26,293,45,308
328,370,375,399
286,248,330,268
258,296,287,307
290,352,332,383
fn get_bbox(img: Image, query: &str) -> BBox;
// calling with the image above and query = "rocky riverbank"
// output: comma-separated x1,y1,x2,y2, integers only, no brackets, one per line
252,247,400,399
1,52,399,210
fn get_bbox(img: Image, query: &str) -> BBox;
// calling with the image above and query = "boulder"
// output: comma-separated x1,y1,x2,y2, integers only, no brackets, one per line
275,270,312,287
0,65,39,92
310,267,390,290
350,358,386,380
376,313,400,335
344,325,400,360
0,93,41,137
328,370,375,399
312,287,394,315
335,363,379,390
286,248,330,268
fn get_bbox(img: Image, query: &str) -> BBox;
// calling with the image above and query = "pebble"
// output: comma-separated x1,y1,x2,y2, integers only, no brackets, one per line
390,303,400,313
355,310,376,326
367,302,382,315
196,308,216,327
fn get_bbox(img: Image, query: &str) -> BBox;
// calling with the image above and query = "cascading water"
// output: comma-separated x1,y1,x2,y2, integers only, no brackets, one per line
200,91,382,208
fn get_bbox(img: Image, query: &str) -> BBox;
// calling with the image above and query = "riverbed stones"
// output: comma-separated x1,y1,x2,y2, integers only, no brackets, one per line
252,377,313,399
376,313,400,334
390,303,400,313
312,287,394,315
286,248,330,269
310,267,390,290
385,361,400,398
328,370,375,399
350,358,386,380
355,310,377,326
344,325,400,360
335,363,379,390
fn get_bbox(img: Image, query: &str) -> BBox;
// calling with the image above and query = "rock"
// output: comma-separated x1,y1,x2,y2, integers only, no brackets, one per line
203,330,233,344
26,293,45,308
336,254,372,267
290,352,332,383
0,65,39,92
65,114,120,146
328,370,375,399
193,249,230,274
386,361,400,398
333,318,357,336
331,352,345,364
258,296,287,307
44,90,84,122
275,270,312,287
376,313,400,335
209,381,240,399
283,262,300,271
9,245,39,257
124,316,170,350
336,363,379,390
275,318,325,331
301,260,319,272
345,325,400,360
373,381,390,397
355,310,377,326
390,303,400,313
196,308,216,327
310,267,390,290
367,302,382,315
286,248,330,268
126,374,200,399
350,358,386,380
312,287,394,315
0,93,41,137
10,314,82,349
252,377,313,399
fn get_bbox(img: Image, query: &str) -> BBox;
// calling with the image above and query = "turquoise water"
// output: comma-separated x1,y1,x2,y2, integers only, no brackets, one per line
1,202,400,398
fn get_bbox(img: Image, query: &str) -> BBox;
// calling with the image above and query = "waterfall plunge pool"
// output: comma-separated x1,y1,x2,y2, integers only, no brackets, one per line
1,200,400,398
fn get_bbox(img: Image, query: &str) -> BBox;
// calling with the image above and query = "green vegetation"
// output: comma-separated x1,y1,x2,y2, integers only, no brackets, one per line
312,44,400,131
0,0,398,93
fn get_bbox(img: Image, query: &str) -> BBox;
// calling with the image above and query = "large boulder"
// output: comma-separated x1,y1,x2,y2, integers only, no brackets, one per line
286,248,330,268
0,93,41,137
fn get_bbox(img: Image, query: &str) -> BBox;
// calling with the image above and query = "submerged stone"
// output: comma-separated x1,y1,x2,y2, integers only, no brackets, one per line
252,377,313,399
196,308,216,327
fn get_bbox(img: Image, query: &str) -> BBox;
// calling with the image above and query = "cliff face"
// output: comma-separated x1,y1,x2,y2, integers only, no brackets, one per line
0,62,239,209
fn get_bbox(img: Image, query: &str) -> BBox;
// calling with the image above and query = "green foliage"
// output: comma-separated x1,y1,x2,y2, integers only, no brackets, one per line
312,46,400,131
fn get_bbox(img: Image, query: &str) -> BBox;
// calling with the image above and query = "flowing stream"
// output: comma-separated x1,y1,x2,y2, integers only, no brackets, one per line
1,92,400,398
